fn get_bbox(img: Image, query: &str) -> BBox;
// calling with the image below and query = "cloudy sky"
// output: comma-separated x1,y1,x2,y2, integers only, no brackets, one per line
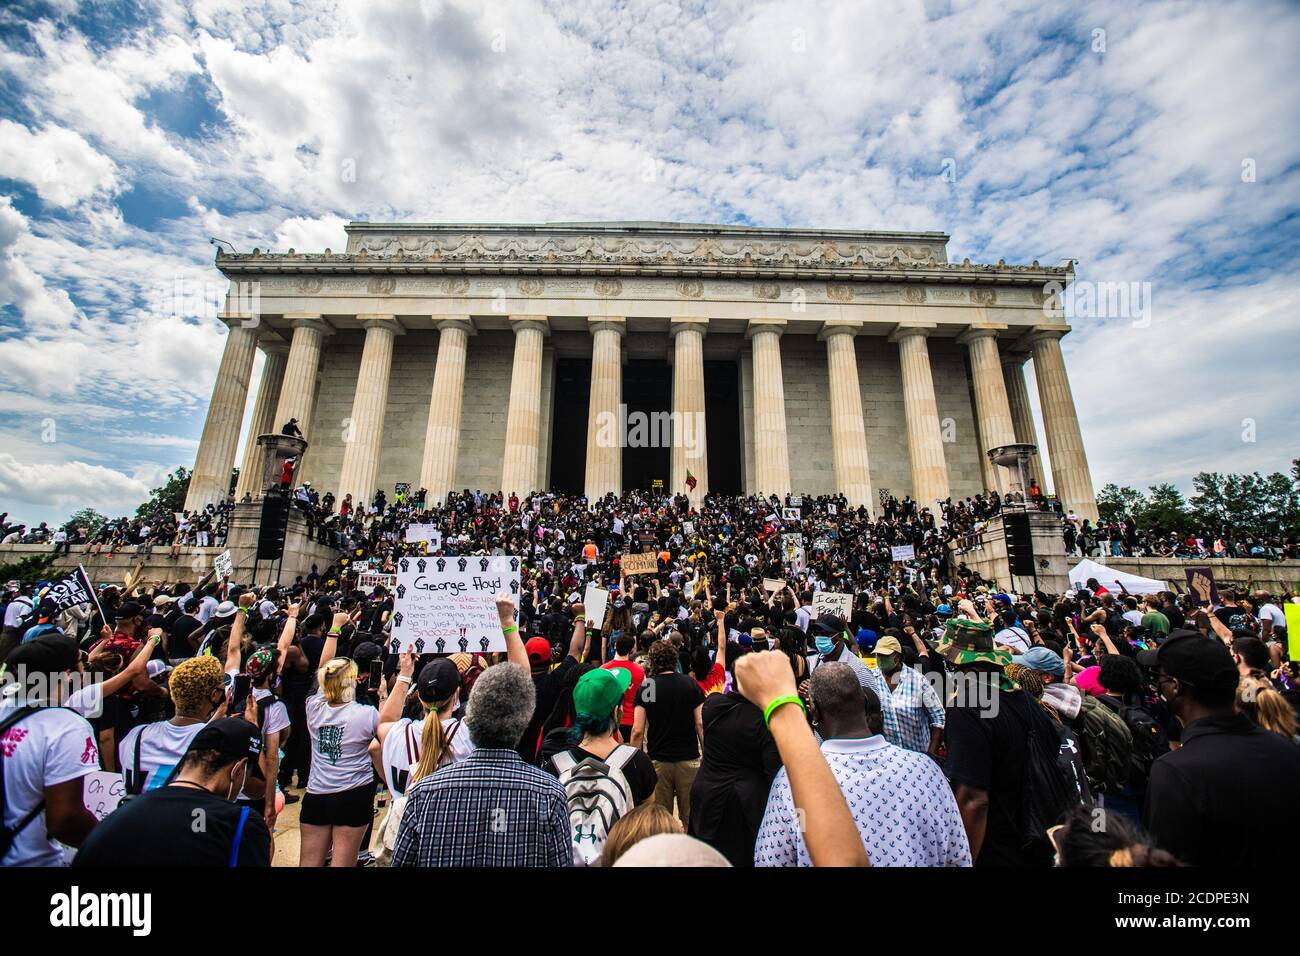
0,0,1297,527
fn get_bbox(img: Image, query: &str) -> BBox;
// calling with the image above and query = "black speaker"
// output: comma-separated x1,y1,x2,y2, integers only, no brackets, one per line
257,493,291,561
1003,511,1035,578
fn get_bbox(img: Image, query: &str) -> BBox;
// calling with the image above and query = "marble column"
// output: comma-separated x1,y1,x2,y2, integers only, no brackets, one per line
232,341,288,500
272,313,332,442
1026,326,1099,521
889,323,951,506
500,316,548,497
819,321,874,511
185,317,261,511
585,317,625,503
1002,350,1043,486
958,324,1017,490
670,318,709,505
336,315,402,507
418,316,474,504
747,319,791,497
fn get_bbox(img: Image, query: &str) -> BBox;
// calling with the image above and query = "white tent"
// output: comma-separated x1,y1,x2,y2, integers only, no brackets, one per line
1068,558,1167,596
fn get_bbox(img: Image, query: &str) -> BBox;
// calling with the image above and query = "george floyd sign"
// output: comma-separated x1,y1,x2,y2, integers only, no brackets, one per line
391,555,520,653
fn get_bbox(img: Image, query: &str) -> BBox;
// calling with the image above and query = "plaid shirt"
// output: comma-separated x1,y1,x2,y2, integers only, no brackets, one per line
879,663,945,753
392,748,571,867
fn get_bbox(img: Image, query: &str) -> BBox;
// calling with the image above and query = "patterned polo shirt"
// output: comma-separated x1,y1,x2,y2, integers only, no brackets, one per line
753,735,972,868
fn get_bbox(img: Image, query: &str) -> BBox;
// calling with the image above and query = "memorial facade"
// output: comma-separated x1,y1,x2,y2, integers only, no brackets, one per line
186,221,1099,521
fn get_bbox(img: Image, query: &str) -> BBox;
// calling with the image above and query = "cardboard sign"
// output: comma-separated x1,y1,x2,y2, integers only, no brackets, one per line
214,550,234,579
890,544,916,562
812,590,854,620
357,572,397,595
83,771,126,822
405,524,442,549
583,583,610,628
1184,566,1220,607
1286,604,1300,663
762,577,787,593
391,555,521,654
621,552,659,577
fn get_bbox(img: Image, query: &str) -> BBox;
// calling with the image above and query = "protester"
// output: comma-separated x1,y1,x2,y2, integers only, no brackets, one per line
633,638,705,823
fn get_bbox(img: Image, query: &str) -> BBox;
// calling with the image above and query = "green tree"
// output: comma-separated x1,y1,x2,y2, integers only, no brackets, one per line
63,508,108,535
1096,484,1145,524
1137,483,1191,535
136,467,191,519
0,553,58,584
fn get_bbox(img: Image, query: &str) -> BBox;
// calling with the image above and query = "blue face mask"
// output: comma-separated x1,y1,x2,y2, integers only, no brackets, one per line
815,635,836,656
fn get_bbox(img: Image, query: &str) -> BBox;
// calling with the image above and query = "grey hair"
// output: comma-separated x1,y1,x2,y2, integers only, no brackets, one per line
809,662,880,721
465,662,536,749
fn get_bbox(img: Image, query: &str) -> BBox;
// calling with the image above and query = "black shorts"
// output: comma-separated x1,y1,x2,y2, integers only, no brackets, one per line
300,782,377,828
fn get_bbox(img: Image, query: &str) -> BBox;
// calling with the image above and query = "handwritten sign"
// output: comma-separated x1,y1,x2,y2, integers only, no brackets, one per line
391,555,520,654
83,771,126,822
621,552,659,577
214,550,234,579
583,583,610,627
405,524,442,548
890,545,916,562
357,572,397,595
789,496,803,507
812,590,854,620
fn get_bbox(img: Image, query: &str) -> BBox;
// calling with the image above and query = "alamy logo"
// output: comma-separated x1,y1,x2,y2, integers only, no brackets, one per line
50,886,152,936
593,405,705,454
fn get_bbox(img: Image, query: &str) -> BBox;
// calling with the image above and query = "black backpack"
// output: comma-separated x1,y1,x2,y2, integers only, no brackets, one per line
1008,694,1090,845
1118,697,1170,781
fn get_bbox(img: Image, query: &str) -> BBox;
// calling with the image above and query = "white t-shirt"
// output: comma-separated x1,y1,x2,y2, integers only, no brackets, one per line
1122,610,1144,628
4,597,33,629
306,695,379,794
380,715,474,796
1259,603,1286,631
239,688,291,800
119,719,206,793
1,700,99,866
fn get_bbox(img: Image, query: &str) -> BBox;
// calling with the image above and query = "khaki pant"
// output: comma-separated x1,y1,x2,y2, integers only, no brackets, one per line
653,758,700,823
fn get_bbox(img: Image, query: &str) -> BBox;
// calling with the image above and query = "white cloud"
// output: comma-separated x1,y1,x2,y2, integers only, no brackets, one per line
0,120,121,207
0,452,151,513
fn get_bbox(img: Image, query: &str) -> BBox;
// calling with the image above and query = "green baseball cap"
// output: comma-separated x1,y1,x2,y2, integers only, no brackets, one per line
573,667,633,719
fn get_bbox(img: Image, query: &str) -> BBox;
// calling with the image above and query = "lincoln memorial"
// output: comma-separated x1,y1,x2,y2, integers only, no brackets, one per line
185,221,1099,521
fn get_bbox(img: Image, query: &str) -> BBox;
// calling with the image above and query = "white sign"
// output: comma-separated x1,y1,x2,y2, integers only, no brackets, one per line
890,544,916,562
789,496,803,507
583,583,610,628
781,507,800,522
405,524,443,548
762,577,787,593
83,771,126,821
782,533,806,573
214,550,234,579
682,520,695,536
827,503,838,515
391,555,520,654
812,590,854,620
357,572,397,595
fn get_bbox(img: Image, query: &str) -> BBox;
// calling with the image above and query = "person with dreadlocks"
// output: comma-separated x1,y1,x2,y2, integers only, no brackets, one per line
938,607,1072,867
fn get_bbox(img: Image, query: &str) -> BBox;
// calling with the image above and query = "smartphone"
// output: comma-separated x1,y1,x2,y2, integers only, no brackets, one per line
368,659,383,687
231,673,252,711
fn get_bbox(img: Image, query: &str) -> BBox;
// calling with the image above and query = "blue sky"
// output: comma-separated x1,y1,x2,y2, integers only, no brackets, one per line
0,0,1297,527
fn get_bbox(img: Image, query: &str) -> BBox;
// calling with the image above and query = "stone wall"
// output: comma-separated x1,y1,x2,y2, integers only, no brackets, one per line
1105,557,1300,595
453,328,514,492
0,543,227,588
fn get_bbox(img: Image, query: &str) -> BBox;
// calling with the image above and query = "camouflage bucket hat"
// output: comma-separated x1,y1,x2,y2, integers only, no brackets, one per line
937,618,1012,667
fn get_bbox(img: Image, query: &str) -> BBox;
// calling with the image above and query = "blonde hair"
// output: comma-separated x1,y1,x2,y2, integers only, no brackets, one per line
600,802,682,866
171,656,225,717
1239,677,1299,739
319,658,358,704
409,693,458,787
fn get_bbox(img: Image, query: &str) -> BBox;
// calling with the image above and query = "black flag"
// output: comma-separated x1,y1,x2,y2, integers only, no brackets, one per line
44,565,99,616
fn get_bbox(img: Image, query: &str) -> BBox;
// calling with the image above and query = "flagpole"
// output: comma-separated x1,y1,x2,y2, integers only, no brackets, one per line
80,564,108,631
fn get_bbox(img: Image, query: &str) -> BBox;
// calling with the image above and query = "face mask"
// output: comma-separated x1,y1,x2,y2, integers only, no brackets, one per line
878,655,901,674
815,636,836,656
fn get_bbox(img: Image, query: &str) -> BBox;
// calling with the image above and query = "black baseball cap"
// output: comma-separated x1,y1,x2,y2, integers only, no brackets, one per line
187,717,262,762
416,658,461,703
4,633,78,674
1137,633,1237,691
811,613,847,637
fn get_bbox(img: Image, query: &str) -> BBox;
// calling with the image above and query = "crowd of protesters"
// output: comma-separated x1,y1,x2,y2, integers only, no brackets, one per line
2,484,1298,870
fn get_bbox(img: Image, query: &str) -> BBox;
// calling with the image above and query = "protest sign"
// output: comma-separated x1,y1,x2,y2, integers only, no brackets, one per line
357,572,397,595
395,482,410,494
391,555,520,654
405,524,442,549
789,496,803,507
583,583,610,627
812,590,854,620
890,544,916,562
621,552,659,576
83,771,125,822
1287,604,1300,662
813,536,830,552
1184,566,1220,607
213,550,234,579
682,520,695,536
762,577,787,593
781,507,800,522
827,503,838,515
782,533,805,573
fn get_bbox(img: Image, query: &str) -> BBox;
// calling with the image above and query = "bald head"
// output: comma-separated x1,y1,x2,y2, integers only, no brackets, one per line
808,662,875,735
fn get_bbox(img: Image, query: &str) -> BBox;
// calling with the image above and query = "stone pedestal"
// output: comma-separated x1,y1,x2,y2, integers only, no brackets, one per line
255,434,309,497
949,508,1069,594
225,500,340,586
